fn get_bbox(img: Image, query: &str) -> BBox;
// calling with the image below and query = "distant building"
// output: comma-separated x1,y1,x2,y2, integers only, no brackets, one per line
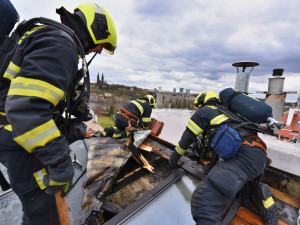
104,93,112,98
158,86,162,92
173,88,176,93
186,89,190,93
179,88,184,93
90,93,104,101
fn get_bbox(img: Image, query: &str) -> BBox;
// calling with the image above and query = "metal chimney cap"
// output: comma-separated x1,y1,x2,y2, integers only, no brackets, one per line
272,68,284,76
232,61,259,68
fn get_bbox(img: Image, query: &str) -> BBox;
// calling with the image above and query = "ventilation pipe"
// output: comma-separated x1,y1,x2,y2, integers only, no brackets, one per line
232,61,259,93
257,69,297,135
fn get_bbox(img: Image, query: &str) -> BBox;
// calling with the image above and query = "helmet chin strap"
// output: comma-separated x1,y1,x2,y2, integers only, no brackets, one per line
87,52,97,66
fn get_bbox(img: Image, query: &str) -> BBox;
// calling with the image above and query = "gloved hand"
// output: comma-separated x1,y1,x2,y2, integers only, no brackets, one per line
43,155,74,197
169,151,182,167
65,119,87,144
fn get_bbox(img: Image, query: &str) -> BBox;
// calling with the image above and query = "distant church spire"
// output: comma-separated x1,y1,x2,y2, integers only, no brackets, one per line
97,72,100,85
101,73,104,84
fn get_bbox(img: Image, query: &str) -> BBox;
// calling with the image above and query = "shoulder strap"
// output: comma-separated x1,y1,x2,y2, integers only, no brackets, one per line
1,17,88,82
22,17,86,58
216,104,248,123
216,104,262,133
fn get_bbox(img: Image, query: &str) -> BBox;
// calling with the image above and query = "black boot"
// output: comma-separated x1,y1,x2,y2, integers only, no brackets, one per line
252,182,279,225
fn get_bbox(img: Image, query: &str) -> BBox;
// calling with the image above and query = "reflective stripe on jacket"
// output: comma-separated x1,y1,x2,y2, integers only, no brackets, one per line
117,99,152,128
2,25,79,158
176,105,229,155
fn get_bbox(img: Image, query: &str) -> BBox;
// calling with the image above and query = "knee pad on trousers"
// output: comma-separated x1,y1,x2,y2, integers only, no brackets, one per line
207,163,246,199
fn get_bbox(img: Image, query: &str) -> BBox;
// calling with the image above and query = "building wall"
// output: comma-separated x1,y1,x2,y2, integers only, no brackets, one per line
156,92,197,109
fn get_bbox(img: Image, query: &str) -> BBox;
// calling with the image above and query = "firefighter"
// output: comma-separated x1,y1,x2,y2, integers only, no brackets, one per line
102,95,155,138
0,0,19,36
169,90,278,225
0,0,19,192
0,3,117,225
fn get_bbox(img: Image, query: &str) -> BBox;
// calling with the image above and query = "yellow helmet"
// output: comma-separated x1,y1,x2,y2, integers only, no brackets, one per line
194,90,219,108
145,95,156,108
74,3,117,54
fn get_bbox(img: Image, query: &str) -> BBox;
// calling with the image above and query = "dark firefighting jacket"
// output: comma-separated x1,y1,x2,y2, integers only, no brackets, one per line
116,99,152,128
0,24,79,165
175,105,229,155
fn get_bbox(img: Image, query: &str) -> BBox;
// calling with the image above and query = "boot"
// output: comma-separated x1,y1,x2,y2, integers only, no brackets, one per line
252,182,279,225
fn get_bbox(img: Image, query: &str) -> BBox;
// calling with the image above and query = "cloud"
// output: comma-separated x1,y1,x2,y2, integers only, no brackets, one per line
11,0,300,101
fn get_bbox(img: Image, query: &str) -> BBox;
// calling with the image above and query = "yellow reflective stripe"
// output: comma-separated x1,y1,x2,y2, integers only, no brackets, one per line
210,114,229,126
62,182,69,192
13,119,60,153
242,93,260,102
3,61,21,80
8,77,64,106
187,119,203,135
49,180,68,186
113,133,121,138
142,117,151,123
131,100,144,115
175,144,186,155
18,25,46,44
33,168,47,190
262,197,275,209
4,125,12,131
207,105,218,109
0,112,5,116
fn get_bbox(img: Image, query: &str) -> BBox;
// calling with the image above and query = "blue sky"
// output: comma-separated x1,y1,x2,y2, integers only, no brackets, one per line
11,0,300,101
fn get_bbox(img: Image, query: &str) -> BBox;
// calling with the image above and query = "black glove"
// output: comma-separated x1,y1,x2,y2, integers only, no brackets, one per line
169,151,182,167
65,120,87,144
43,155,74,197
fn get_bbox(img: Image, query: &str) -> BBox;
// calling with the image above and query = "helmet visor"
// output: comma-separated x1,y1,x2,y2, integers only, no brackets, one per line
102,42,116,55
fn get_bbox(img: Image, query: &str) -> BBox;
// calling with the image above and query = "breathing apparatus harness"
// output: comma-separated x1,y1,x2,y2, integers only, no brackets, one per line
0,17,96,133
190,102,276,162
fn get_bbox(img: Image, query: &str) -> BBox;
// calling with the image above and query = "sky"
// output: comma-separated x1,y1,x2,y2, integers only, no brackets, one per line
10,0,300,101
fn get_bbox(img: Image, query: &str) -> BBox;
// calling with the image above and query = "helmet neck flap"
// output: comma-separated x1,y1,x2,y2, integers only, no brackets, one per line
56,6,97,54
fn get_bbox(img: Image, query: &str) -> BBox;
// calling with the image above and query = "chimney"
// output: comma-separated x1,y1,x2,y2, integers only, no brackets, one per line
268,69,285,94
232,61,259,93
257,68,297,135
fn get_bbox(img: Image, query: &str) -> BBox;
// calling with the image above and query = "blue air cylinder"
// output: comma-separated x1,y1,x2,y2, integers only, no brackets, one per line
220,88,273,123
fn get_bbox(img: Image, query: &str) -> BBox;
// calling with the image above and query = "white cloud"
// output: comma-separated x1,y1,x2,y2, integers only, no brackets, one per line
11,0,300,101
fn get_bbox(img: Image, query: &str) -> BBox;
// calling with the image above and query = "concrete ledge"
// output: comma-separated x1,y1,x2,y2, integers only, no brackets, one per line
259,134,300,176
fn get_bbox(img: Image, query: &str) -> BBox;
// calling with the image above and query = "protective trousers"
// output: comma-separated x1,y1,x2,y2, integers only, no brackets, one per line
0,129,60,225
191,146,267,225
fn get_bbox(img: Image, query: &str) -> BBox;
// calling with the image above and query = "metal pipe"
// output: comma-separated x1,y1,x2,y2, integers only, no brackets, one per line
232,61,259,93
0,188,12,198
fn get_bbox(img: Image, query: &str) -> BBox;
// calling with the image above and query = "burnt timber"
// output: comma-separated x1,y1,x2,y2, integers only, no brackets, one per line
82,133,300,225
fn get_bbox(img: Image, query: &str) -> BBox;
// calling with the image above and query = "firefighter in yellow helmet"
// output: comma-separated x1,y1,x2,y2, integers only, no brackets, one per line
57,3,117,54
169,90,276,224
0,3,117,224
102,95,156,139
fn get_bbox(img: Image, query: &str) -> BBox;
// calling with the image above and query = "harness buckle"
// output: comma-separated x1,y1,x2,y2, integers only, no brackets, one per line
248,141,254,146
